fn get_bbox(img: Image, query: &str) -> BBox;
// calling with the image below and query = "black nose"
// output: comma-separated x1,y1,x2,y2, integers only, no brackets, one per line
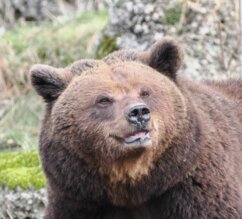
125,103,150,126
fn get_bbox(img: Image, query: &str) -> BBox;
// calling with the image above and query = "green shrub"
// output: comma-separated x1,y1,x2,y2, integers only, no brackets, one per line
164,5,182,25
96,35,118,59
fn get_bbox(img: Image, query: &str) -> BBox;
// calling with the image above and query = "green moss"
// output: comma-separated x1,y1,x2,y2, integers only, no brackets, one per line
96,35,118,59
164,5,182,26
0,150,46,189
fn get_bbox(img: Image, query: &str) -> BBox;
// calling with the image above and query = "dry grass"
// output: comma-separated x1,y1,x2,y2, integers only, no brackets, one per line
0,10,108,100
0,10,108,150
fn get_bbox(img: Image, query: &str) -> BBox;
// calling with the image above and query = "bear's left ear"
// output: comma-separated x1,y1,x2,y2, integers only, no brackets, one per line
140,37,183,80
30,64,72,102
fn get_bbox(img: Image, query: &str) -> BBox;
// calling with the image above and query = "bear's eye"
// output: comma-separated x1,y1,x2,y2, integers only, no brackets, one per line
140,87,151,98
96,96,113,107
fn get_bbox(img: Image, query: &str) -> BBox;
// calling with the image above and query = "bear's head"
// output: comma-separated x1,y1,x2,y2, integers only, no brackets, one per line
31,38,198,206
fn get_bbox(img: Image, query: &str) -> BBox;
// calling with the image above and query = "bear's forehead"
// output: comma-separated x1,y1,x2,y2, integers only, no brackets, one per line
79,61,160,83
69,61,166,96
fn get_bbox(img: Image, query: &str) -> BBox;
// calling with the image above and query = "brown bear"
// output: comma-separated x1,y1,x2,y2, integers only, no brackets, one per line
31,37,242,219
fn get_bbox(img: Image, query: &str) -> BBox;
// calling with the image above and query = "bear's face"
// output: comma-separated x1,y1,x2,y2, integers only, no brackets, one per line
31,37,186,184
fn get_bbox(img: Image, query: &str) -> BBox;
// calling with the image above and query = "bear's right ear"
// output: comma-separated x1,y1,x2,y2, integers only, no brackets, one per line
30,64,71,102
139,37,183,80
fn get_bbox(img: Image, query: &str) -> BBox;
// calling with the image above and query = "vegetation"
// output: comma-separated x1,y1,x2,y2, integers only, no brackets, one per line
0,151,45,189
0,10,108,189
96,34,118,59
0,10,108,98
0,92,43,151
164,4,182,26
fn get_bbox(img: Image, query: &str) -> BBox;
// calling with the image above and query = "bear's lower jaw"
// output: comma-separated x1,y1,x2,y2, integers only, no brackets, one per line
111,131,152,149
124,131,151,144
124,136,152,148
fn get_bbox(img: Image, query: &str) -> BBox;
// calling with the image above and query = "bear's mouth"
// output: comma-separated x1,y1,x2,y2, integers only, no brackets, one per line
124,131,151,144
112,130,151,147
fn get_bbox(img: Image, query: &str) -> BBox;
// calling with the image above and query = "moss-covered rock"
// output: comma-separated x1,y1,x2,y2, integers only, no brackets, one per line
0,150,45,189
96,35,118,59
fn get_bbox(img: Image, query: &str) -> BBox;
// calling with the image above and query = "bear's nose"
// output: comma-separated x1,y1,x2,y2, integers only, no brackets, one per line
125,103,150,126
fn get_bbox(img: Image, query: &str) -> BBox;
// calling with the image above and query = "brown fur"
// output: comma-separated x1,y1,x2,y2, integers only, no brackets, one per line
31,37,242,219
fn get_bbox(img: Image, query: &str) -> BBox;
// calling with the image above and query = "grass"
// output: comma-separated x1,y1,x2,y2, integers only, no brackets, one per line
0,9,108,189
96,34,118,59
0,92,43,151
0,9,108,99
0,9,108,149
0,92,45,189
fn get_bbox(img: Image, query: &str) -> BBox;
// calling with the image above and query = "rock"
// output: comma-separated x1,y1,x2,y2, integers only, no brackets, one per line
125,2,133,12
142,24,149,34
0,0,107,27
133,24,142,34
99,0,240,80
0,187,47,219
145,15,151,22
152,13,160,21
144,4,154,14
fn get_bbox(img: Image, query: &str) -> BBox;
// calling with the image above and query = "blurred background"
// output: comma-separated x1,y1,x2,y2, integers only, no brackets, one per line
0,0,240,218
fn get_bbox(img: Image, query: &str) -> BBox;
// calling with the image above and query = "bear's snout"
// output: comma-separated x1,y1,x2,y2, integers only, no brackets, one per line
125,103,151,127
